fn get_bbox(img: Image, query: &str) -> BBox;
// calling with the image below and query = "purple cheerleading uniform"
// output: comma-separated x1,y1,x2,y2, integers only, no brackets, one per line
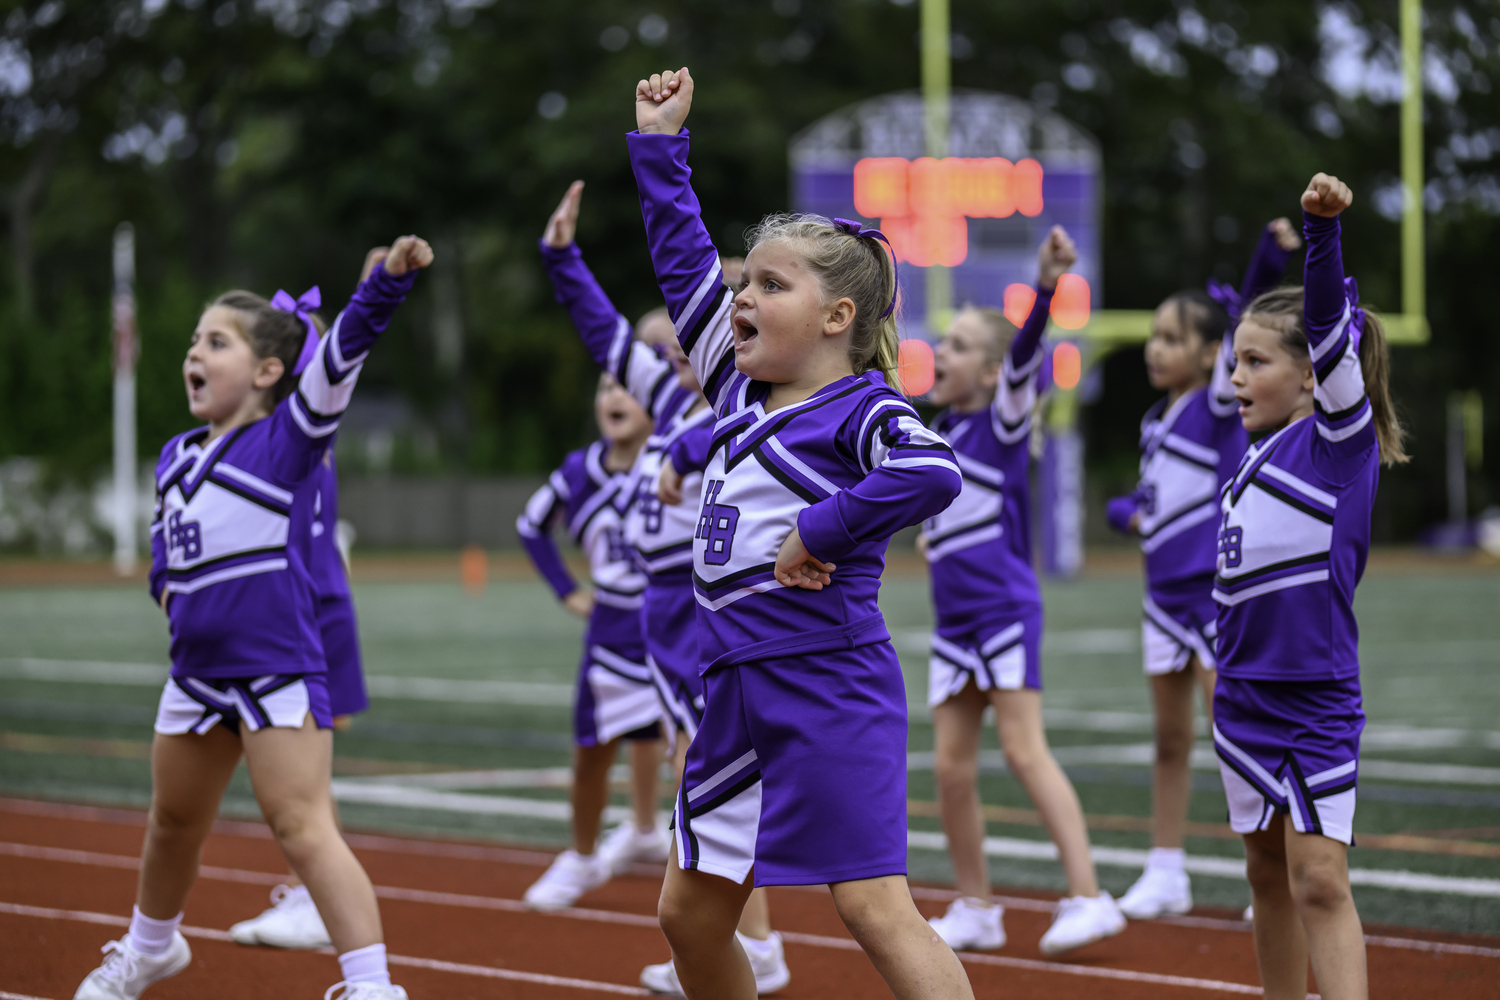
1211,213,1376,845
149,265,415,735
517,441,659,747
924,286,1052,704
630,129,962,886
1110,226,1288,675
540,239,714,741
290,450,368,717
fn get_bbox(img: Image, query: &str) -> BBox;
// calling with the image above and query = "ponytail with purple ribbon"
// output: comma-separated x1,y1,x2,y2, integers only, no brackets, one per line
831,218,898,320
271,286,323,375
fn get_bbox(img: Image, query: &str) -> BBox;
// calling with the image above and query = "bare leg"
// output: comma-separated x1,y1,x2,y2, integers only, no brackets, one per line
572,739,622,854
630,736,665,832
137,729,243,919
1244,816,1309,1000
1148,663,1199,849
990,689,1098,898
829,876,974,1000
658,849,756,1000
930,684,991,901
286,720,350,883
738,886,772,940
1285,824,1367,1000
243,716,382,953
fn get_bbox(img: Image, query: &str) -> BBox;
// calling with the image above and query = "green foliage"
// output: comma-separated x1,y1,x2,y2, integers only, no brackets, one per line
1,0,1497,536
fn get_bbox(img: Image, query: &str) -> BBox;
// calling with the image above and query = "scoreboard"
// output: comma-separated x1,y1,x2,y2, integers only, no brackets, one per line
790,90,1102,341
790,91,1102,575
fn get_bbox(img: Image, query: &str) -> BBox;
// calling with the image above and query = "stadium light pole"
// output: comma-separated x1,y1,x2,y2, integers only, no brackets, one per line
1400,0,1425,324
921,0,951,333
112,223,138,576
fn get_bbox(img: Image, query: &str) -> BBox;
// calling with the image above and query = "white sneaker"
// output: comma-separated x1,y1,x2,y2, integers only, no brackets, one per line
1038,893,1126,956
323,983,409,1000
928,897,1006,951
740,931,792,993
523,849,612,911
1118,867,1193,919
596,820,672,874
75,933,191,1000
639,932,791,996
229,884,331,949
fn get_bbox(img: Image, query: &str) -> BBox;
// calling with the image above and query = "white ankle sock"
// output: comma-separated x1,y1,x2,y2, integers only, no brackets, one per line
339,943,391,987
1147,847,1186,873
128,907,182,957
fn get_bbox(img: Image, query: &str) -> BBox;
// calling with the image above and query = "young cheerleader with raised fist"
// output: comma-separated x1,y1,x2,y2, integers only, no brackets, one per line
1214,174,1405,1000
919,227,1125,956
538,182,791,994
73,238,431,1000
632,67,971,1000
1108,218,1302,919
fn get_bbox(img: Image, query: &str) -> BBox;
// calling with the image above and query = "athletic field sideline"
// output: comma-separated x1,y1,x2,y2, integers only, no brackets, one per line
2,552,1497,939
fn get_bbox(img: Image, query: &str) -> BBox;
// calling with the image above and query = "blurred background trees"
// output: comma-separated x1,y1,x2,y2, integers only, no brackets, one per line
1,0,1496,545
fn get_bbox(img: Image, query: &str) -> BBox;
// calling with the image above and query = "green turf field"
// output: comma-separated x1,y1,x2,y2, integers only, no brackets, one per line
2,561,1498,934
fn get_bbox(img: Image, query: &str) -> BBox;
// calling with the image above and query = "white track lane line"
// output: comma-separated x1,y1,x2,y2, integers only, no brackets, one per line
1,992,53,1000
6,840,1498,984
0,903,648,997
7,839,1500,959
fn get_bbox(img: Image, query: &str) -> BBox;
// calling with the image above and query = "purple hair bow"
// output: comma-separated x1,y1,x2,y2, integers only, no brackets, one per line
832,218,898,320
1205,279,1243,322
271,286,322,375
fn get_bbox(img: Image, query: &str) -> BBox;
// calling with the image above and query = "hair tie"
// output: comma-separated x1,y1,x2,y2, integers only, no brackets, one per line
1205,279,1243,322
271,286,323,375
832,218,899,320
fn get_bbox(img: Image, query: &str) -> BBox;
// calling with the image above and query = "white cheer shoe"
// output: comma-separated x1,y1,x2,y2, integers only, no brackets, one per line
523,849,612,911
1118,866,1193,919
323,982,408,1000
74,933,191,1000
640,931,791,995
927,897,1006,951
229,884,332,949
596,820,672,874
1038,892,1127,956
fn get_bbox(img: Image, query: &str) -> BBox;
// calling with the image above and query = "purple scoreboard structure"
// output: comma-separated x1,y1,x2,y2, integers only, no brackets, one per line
790,91,1102,575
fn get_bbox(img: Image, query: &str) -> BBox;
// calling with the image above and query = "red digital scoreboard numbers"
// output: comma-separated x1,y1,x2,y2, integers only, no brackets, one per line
852,156,1089,330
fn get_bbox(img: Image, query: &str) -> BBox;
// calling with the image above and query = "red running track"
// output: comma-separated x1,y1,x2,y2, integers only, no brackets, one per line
3,798,1497,999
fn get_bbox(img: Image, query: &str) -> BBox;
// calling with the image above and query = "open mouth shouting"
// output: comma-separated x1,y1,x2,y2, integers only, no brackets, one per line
732,314,759,351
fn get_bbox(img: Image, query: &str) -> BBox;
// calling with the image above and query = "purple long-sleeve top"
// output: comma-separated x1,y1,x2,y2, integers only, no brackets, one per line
539,240,706,579
1234,223,1294,320
628,129,962,673
1213,212,1380,681
923,285,1052,623
149,264,416,678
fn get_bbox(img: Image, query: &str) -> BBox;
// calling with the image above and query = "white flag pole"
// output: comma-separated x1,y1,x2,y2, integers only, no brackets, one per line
112,223,138,575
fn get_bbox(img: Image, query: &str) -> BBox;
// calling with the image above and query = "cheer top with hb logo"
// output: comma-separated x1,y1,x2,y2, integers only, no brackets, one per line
517,438,646,612
1212,213,1380,684
149,265,416,679
628,129,963,673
